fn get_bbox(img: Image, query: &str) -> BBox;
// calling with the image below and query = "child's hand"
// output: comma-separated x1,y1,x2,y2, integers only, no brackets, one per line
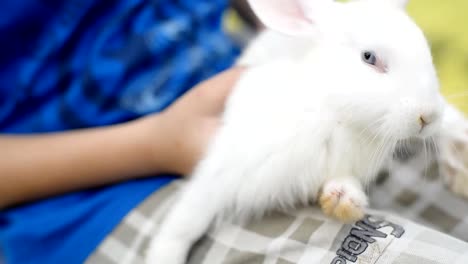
142,67,245,175
0,67,244,207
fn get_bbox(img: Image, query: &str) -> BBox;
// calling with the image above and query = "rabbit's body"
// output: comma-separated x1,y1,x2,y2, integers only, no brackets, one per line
190,52,388,215
146,0,445,263
146,52,380,264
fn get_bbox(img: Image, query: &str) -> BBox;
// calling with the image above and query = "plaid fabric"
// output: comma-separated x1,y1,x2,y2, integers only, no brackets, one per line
369,144,468,242
87,169,468,264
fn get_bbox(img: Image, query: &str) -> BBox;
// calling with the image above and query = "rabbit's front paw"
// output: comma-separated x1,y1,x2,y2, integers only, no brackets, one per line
439,126,468,198
319,179,368,223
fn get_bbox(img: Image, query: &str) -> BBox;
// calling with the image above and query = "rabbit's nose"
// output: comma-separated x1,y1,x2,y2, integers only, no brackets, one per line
418,111,438,130
419,116,428,129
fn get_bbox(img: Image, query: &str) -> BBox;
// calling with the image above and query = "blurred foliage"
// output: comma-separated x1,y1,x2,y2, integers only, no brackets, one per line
408,0,468,113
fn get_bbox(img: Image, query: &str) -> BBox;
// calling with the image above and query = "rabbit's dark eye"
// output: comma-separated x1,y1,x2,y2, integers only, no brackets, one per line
362,51,377,65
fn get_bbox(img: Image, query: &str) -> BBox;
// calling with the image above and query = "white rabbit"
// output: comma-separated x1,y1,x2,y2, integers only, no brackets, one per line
238,2,468,199
146,0,445,263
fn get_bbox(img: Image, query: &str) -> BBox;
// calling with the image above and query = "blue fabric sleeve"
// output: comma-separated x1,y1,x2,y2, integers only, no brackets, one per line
0,177,175,264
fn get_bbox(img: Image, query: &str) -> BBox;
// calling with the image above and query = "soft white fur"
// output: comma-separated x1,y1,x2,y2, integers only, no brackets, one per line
146,0,447,263
438,104,468,196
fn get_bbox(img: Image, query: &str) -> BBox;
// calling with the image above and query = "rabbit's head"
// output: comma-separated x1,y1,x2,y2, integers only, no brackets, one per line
248,0,445,141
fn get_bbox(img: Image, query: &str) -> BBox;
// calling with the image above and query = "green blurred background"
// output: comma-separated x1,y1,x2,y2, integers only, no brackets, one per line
409,0,468,114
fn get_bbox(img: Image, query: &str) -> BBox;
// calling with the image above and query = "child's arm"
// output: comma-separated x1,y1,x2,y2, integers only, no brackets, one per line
0,67,244,209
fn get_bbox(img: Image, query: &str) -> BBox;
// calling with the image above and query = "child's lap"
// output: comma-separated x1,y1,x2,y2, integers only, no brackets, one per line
86,175,468,264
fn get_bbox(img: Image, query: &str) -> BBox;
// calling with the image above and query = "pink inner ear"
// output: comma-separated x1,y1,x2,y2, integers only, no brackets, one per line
271,0,315,34
282,0,314,24
249,0,316,36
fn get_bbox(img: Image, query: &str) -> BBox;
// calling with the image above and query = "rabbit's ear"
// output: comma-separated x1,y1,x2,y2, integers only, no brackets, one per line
247,0,332,36
378,0,409,9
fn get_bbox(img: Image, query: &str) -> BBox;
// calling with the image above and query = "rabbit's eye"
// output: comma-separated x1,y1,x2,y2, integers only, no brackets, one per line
361,51,377,65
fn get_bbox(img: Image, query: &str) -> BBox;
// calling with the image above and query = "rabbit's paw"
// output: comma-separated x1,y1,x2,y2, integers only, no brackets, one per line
145,237,188,264
439,126,468,198
319,179,367,223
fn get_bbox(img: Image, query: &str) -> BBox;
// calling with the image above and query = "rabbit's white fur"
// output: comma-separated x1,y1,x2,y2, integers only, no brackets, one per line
146,0,445,263
438,104,468,197
239,2,468,200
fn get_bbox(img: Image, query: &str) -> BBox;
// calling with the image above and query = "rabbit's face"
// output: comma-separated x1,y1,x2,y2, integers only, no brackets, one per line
325,1,445,141
248,0,445,140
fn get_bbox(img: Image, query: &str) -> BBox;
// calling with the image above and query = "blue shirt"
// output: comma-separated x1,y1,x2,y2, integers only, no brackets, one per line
0,0,239,263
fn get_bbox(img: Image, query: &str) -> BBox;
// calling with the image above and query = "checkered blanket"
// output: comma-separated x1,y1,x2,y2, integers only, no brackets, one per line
86,150,468,264
369,156,468,242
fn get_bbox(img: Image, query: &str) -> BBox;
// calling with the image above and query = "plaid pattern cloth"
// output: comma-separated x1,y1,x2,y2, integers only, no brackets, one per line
369,145,468,242
87,151,468,264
